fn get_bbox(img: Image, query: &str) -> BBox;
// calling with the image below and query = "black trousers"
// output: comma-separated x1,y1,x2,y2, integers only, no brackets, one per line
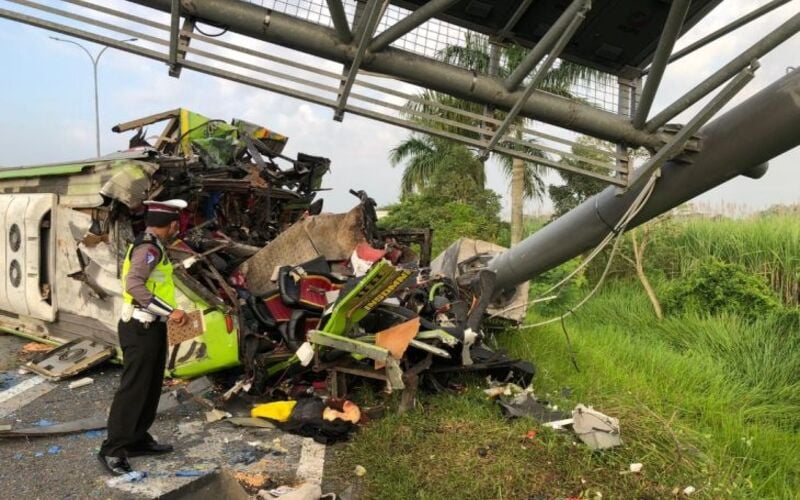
100,318,167,458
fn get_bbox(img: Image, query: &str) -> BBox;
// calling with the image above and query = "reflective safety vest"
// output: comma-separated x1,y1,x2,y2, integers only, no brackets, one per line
121,233,177,308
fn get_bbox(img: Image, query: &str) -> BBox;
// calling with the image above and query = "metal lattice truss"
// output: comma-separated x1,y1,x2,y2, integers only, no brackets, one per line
1,0,798,188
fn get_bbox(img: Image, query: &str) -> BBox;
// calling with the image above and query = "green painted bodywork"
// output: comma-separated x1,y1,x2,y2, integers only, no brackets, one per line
169,277,241,378
0,162,91,180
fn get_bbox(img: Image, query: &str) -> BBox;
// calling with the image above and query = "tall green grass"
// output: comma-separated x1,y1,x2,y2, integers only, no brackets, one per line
643,215,800,306
504,283,800,498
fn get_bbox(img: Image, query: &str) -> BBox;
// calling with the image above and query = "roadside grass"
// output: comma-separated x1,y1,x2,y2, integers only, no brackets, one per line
331,284,800,499
634,215,800,306
507,284,800,498
330,382,688,499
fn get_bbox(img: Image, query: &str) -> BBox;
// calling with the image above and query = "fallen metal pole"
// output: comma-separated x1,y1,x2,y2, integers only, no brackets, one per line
629,61,758,190
123,0,662,149
483,7,588,158
632,0,689,129
504,0,589,91
489,68,800,291
369,0,459,52
645,11,800,132
643,0,792,74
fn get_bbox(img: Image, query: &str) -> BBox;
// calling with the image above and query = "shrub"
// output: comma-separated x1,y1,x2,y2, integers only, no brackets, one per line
663,258,780,320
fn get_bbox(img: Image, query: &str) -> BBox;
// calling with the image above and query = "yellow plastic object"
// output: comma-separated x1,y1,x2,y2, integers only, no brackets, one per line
251,401,298,422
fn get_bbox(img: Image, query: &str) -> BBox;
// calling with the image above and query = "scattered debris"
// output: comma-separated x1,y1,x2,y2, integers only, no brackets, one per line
233,471,269,489
322,400,361,424
572,404,621,450
243,439,286,456
106,471,147,486
262,485,296,498
230,450,261,466
175,470,207,477
252,401,297,423
205,409,233,423
354,465,367,477
226,417,277,429
265,482,322,500
0,416,105,438
629,463,643,473
269,437,288,455
68,377,94,389
683,486,697,496
46,445,61,455
1,109,539,462
25,339,114,380
542,418,574,431
21,342,53,354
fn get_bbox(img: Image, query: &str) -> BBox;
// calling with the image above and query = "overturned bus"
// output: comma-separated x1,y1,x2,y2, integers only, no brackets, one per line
0,109,529,394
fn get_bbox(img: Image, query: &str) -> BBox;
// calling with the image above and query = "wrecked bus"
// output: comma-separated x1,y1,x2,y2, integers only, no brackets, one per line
0,109,530,397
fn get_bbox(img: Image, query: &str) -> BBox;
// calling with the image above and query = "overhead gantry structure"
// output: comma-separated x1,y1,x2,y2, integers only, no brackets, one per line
1,0,799,287
2,0,797,189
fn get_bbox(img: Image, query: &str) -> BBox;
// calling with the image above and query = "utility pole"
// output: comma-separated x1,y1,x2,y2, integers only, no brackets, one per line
50,36,137,158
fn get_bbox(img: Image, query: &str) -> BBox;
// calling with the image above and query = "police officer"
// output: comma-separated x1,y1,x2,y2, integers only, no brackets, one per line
98,199,188,475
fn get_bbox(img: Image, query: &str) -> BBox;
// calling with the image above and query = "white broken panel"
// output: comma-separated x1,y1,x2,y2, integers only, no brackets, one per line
572,404,621,450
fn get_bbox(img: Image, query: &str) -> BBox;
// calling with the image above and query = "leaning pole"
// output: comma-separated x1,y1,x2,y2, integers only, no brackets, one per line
489,68,800,291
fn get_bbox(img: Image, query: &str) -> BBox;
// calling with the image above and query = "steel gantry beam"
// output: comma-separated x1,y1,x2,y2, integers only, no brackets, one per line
0,0,629,187
629,61,759,191
645,10,800,132
334,0,387,121
632,0,690,129
122,0,664,149
325,0,352,43
642,0,792,74
482,4,590,160
168,0,180,71
489,66,800,292
369,0,460,53
494,0,534,42
168,16,195,78
503,0,589,91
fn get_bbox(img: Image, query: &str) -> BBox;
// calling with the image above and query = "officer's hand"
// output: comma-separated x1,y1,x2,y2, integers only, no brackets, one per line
169,309,187,327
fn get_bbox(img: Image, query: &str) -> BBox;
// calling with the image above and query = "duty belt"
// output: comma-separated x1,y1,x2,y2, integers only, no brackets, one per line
132,308,166,324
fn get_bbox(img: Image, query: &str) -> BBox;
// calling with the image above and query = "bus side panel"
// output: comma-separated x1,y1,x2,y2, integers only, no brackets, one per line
0,196,12,313
6,196,31,317
25,194,57,321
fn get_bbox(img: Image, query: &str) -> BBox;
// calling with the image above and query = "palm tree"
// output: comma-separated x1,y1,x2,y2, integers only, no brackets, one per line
389,134,485,198
392,33,602,244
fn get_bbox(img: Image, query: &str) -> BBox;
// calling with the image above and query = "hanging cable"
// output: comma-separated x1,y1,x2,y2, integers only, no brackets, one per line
488,174,658,320
516,173,659,330
195,22,229,37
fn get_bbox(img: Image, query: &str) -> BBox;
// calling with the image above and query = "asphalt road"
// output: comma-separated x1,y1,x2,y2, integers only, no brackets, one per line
0,333,328,499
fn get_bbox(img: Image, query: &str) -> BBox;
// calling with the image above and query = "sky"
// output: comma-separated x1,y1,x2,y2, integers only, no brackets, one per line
0,0,798,216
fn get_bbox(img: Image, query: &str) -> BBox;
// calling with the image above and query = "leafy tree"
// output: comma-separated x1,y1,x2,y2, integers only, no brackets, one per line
393,33,602,243
389,135,485,198
548,136,615,217
380,157,505,256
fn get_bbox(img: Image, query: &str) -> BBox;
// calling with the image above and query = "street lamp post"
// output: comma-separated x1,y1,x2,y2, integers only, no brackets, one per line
50,36,137,158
